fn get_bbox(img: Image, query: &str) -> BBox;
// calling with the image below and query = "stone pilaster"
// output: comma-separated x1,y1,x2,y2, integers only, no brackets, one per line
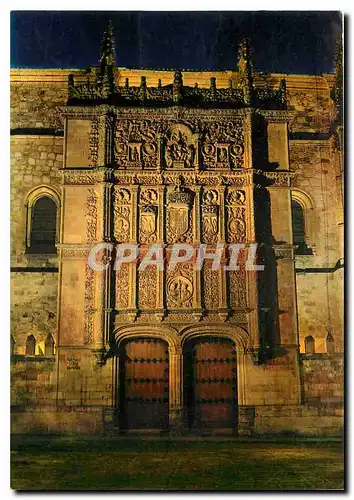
168,347,184,433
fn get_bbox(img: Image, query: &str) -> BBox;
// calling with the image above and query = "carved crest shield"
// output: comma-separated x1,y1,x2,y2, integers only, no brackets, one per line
169,205,189,238
141,210,156,236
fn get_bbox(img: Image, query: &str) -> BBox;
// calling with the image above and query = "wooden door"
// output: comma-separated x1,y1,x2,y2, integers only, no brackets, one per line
184,337,237,432
119,337,169,430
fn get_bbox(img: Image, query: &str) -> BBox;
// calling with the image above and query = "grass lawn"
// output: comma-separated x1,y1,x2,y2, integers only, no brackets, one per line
11,435,344,491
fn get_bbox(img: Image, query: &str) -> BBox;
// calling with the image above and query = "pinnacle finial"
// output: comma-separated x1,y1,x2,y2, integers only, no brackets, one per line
99,21,115,72
97,21,116,95
237,37,254,106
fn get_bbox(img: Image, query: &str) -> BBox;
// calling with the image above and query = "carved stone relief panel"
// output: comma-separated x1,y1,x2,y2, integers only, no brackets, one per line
115,263,129,309
227,248,247,308
139,188,159,243
201,188,220,243
201,120,244,170
85,188,98,243
84,264,95,344
166,185,194,243
166,258,194,309
163,123,197,169
203,261,220,309
114,119,160,169
138,254,157,309
226,188,246,243
113,187,131,242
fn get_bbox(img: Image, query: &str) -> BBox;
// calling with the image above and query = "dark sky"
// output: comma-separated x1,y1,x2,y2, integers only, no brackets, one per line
11,11,342,74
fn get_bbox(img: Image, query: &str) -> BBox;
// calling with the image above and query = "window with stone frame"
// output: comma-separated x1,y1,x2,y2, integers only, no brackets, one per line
291,200,312,255
304,335,315,354
25,335,36,356
45,334,55,356
27,196,57,254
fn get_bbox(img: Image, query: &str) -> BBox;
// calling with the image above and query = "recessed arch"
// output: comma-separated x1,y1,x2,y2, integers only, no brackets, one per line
114,325,180,353
180,324,249,353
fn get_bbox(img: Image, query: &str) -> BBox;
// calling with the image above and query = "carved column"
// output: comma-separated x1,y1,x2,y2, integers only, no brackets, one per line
193,187,202,316
169,346,184,433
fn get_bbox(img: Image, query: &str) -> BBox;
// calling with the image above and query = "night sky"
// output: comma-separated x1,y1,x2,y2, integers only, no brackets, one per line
11,11,342,74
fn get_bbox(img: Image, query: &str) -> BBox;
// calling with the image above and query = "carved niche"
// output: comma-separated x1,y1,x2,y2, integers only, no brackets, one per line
113,187,131,242
166,181,194,243
201,188,220,244
139,188,158,243
114,119,160,169
163,123,197,169
226,188,246,243
201,120,244,169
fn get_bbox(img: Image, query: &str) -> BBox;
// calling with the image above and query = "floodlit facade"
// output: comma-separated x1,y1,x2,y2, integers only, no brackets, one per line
11,26,344,435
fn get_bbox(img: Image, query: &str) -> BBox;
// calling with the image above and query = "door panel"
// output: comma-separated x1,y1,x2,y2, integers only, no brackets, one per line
119,338,169,430
184,337,237,431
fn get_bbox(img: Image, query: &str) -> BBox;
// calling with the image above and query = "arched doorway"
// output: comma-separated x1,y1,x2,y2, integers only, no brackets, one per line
118,337,169,431
183,336,238,433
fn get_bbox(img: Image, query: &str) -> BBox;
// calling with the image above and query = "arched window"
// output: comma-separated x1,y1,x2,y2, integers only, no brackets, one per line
326,332,335,354
291,190,315,255
305,335,315,355
45,334,55,356
291,200,307,254
25,187,60,256
28,196,57,254
25,335,36,356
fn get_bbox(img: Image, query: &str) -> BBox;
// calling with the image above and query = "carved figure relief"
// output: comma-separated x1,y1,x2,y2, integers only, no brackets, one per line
226,189,246,242
201,120,244,169
164,123,196,169
115,119,160,169
202,189,219,243
113,187,131,242
167,276,193,308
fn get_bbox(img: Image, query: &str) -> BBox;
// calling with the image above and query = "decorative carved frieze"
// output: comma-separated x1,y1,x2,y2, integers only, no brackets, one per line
85,188,98,243
89,117,99,167
115,264,129,308
138,265,157,309
84,264,95,344
203,261,220,309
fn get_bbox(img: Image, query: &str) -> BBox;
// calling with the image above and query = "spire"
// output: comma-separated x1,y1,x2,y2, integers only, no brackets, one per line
237,37,254,105
97,21,116,96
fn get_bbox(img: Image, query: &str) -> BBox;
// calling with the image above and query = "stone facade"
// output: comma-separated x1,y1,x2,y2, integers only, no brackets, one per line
10,32,343,435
